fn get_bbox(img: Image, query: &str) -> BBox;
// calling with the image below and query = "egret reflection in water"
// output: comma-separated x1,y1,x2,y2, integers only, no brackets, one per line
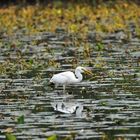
51,101,83,116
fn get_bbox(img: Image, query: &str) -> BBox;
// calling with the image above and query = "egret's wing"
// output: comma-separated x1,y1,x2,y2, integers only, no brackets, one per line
50,71,76,84
60,71,75,78
60,71,77,83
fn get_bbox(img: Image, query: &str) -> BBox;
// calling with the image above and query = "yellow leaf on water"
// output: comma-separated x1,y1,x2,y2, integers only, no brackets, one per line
57,9,62,15
3,128,14,133
46,134,57,140
69,24,78,32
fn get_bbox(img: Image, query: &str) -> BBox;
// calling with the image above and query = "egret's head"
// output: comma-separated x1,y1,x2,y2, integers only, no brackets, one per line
76,66,93,75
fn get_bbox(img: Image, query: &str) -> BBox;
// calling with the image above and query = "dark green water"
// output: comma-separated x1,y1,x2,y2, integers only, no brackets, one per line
0,32,140,140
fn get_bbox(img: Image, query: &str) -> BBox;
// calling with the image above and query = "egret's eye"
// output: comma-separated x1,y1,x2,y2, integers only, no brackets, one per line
81,68,85,72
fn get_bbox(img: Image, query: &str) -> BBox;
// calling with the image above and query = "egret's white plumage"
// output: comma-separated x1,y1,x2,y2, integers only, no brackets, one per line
50,66,92,92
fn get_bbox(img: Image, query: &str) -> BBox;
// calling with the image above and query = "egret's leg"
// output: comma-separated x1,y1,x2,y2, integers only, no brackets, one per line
55,84,58,89
63,85,66,93
55,84,59,93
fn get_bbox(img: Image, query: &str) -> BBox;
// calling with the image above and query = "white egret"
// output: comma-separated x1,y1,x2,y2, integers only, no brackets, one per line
50,66,92,93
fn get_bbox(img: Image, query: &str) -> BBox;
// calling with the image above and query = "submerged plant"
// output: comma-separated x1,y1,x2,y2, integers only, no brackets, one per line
17,115,24,124
5,133,16,140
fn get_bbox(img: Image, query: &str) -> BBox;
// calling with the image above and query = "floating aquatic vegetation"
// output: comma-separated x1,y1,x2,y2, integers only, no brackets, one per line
17,115,24,124
5,133,16,140
0,1,140,37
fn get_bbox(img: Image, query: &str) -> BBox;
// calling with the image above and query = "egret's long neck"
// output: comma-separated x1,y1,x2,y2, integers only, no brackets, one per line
74,69,83,83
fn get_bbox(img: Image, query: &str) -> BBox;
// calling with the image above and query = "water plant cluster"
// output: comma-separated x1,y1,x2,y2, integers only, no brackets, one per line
0,1,140,75
0,1,140,35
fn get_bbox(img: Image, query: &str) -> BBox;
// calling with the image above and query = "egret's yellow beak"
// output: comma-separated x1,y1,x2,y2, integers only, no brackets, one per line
83,69,93,75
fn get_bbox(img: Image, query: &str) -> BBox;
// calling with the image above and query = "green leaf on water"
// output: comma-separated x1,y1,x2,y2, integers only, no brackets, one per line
100,101,107,106
46,134,57,140
29,59,33,64
6,133,16,140
96,43,104,51
17,115,24,124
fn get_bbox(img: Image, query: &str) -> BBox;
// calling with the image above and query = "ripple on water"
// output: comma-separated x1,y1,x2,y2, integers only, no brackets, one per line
0,34,140,139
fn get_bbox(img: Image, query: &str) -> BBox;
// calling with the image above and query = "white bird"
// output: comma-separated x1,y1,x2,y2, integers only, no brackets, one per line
50,66,92,93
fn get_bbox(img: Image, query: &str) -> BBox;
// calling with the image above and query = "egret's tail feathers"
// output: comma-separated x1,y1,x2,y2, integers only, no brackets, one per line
50,77,55,83
48,82,55,88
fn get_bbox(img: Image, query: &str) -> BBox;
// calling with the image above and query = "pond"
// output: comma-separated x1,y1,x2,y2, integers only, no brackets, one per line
0,31,140,140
